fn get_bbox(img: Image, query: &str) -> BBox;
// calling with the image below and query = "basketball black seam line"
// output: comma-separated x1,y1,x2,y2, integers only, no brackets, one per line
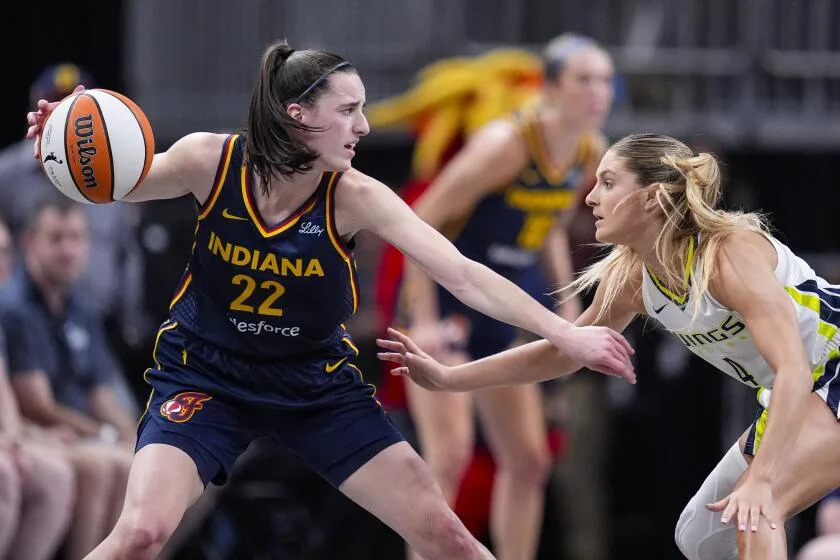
88,94,115,202
64,94,94,203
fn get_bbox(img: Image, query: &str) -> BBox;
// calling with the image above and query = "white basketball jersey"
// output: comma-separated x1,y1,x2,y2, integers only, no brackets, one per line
641,235,840,391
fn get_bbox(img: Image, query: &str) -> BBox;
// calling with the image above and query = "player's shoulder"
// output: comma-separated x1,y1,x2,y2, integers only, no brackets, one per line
714,229,776,271
474,117,524,149
707,229,779,308
452,117,528,172
169,132,230,160
163,132,232,178
334,167,386,200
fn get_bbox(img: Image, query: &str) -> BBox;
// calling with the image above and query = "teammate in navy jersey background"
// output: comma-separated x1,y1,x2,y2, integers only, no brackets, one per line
399,34,614,560
26,39,633,560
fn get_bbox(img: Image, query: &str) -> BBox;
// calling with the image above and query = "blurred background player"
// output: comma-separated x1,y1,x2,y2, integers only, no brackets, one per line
383,33,613,560
369,46,545,551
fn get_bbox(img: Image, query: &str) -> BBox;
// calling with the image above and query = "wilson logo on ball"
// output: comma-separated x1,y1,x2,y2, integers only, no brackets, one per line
72,113,100,190
39,89,154,204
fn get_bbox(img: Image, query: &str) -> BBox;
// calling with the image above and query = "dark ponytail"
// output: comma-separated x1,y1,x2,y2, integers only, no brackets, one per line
245,40,355,193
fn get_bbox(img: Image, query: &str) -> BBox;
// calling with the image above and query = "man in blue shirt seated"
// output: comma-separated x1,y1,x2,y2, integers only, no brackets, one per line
0,196,136,559
0,213,75,560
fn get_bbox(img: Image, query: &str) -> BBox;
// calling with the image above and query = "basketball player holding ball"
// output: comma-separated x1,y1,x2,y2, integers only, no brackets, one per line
27,41,634,560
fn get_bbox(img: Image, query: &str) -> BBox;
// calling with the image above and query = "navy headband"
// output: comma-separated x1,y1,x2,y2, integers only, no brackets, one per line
293,61,352,103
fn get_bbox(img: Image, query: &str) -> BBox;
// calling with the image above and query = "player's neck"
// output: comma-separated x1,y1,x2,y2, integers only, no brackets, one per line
641,236,694,293
252,170,322,222
539,103,589,137
630,222,677,276
537,105,588,163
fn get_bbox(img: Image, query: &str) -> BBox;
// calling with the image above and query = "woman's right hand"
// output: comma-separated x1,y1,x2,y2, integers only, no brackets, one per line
377,327,452,391
26,85,85,159
548,324,636,383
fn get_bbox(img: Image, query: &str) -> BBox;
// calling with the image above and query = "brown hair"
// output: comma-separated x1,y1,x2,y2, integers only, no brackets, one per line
23,194,84,235
570,133,767,322
245,40,356,193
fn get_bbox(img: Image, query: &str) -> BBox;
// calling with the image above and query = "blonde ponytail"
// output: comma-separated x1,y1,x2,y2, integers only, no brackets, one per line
566,134,767,323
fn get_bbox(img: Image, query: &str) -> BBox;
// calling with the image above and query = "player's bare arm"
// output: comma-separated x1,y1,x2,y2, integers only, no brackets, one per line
123,132,227,203
706,232,813,531
378,261,643,391
402,119,527,334
337,169,634,377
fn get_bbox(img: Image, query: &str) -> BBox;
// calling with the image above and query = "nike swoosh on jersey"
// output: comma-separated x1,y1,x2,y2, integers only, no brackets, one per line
325,357,349,373
222,208,249,221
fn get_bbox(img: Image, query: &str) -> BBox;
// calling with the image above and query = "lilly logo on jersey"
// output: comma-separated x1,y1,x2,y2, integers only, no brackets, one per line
298,221,325,236
160,392,212,423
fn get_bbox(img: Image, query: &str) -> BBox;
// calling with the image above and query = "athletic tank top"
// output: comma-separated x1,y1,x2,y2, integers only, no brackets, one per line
642,235,840,390
169,134,359,359
452,109,599,272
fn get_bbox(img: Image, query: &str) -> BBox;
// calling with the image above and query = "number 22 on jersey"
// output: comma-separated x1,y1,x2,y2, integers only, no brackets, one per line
230,274,285,316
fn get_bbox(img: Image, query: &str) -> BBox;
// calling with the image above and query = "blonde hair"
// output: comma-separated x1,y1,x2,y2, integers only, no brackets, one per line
569,133,767,323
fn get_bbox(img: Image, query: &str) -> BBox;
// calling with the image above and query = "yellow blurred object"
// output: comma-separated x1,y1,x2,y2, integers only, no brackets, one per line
54,64,82,93
368,48,543,179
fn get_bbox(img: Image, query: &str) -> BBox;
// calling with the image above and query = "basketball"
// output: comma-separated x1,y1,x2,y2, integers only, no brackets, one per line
39,88,154,204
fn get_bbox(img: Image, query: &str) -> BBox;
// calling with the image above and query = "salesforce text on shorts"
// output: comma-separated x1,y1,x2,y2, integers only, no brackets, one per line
229,317,300,336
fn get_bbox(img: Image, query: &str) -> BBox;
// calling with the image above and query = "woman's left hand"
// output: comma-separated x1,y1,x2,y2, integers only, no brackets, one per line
706,476,779,532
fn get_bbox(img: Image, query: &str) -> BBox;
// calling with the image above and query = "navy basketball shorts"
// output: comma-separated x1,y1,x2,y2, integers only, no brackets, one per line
744,352,840,456
136,320,404,487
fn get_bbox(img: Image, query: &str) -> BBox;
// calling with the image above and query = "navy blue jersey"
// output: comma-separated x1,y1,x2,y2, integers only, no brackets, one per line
169,134,359,359
452,109,600,273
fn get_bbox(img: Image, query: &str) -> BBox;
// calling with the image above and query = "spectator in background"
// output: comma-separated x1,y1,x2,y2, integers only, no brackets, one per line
0,198,134,558
0,62,148,358
796,491,840,559
0,214,76,560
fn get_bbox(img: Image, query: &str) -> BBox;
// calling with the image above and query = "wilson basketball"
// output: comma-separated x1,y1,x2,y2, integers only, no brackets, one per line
39,88,154,204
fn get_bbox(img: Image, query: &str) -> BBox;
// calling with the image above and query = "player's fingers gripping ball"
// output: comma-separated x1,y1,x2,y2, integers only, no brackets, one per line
39,89,154,203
